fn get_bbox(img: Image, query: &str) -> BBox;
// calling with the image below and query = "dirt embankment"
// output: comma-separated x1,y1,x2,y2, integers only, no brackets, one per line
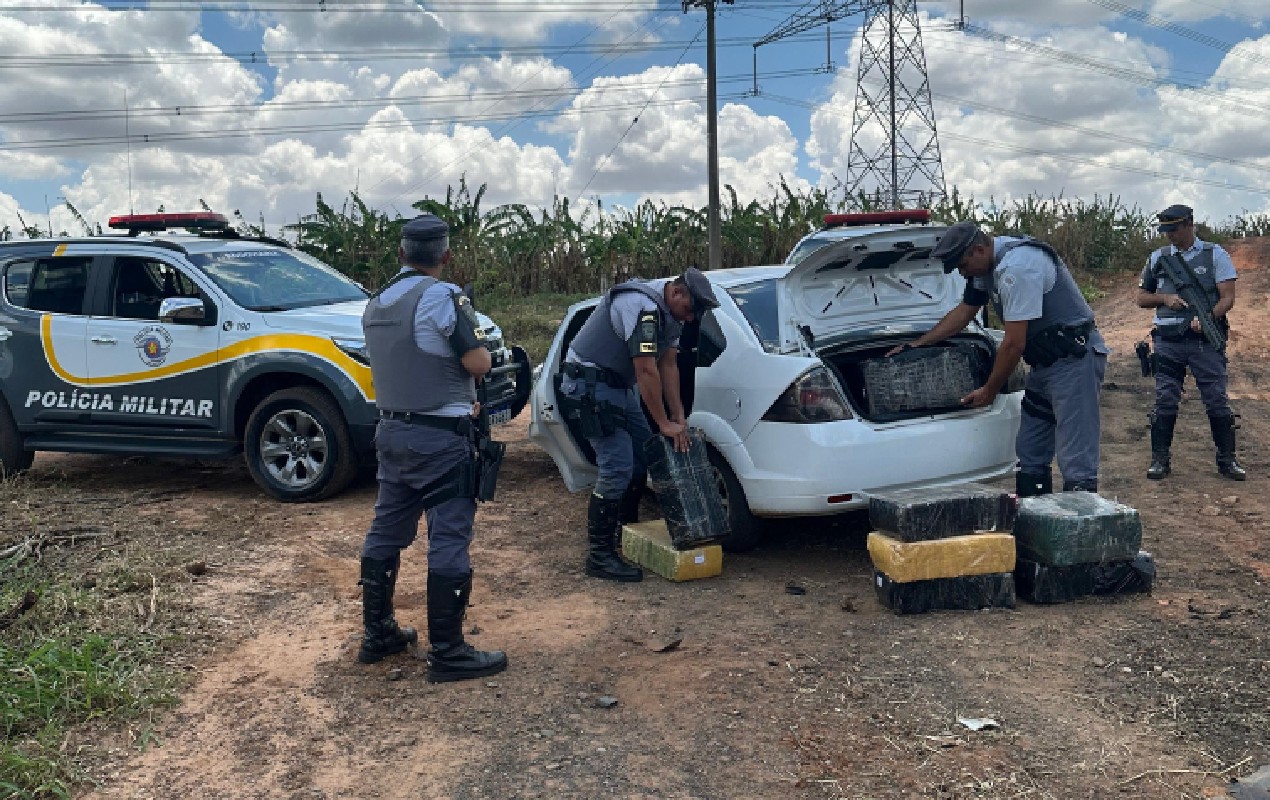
36,239,1270,799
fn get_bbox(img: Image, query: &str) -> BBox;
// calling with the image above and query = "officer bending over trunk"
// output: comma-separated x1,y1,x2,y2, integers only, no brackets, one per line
358,213,507,683
559,268,719,582
889,221,1108,495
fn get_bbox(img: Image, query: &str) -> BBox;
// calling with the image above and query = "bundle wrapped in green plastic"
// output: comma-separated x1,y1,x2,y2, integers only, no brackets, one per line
643,429,730,549
861,346,982,416
868,483,1017,542
1013,492,1142,566
874,571,1016,615
1016,552,1155,604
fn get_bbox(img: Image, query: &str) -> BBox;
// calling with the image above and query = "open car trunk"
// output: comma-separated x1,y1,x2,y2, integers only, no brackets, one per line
820,334,997,423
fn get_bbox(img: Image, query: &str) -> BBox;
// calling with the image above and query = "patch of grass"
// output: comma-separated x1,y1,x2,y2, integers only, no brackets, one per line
477,291,591,364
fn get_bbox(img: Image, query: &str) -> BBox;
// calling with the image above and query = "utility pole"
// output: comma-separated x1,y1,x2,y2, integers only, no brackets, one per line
683,0,733,271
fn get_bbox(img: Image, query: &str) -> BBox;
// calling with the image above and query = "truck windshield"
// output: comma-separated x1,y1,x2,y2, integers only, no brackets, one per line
188,249,367,311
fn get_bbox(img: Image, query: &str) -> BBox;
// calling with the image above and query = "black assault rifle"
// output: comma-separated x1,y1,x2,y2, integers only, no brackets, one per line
1156,252,1226,351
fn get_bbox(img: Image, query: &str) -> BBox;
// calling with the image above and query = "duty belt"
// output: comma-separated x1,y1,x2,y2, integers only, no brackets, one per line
378,410,475,436
562,361,626,388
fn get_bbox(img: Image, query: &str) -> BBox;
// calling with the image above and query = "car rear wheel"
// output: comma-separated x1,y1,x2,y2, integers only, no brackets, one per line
706,447,763,553
243,387,358,502
0,397,34,478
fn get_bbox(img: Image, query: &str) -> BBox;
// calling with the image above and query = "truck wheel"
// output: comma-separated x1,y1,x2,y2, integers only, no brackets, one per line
0,396,34,478
707,447,763,553
243,387,358,502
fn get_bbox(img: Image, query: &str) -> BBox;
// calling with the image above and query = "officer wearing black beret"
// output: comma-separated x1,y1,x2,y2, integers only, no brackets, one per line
1137,204,1245,480
558,267,718,581
357,213,507,682
892,220,1107,495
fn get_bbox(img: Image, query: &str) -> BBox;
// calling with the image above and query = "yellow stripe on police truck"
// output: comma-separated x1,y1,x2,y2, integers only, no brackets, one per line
39,315,375,399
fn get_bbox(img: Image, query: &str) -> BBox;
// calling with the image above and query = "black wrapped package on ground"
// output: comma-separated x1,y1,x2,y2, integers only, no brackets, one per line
1016,551,1156,604
861,346,981,416
868,483,1017,542
1013,492,1142,566
874,571,1016,615
642,429,730,549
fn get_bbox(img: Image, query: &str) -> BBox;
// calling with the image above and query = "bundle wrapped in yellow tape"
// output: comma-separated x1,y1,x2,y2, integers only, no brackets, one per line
621,520,722,582
867,531,1016,584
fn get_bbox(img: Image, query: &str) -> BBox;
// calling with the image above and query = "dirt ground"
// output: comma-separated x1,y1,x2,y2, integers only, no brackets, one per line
23,242,1270,798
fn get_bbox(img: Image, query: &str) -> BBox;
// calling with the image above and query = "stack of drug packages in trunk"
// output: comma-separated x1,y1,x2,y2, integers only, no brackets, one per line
620,430,728,582
867,483,1018,614
1012,492,1155,604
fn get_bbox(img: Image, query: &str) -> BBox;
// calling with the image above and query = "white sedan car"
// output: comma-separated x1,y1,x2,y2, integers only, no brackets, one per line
528,223,1023,551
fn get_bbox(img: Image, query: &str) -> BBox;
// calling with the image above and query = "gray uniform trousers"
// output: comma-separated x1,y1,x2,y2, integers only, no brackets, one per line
1015,337,1108,485
361,418,476,577
560,376,656,500
1151,333,1231,418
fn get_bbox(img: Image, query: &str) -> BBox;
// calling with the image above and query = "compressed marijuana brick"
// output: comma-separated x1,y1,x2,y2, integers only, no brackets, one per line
1015,551,1155,604
867,531,1016,583
643,429,729,549
1013,492,1142,567
861,346,980,416
874,571,1016,615
869,483,1017,542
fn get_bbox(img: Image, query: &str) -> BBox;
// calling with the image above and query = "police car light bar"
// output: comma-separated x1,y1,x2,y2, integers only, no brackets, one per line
107,212,230,234
823,209,931,228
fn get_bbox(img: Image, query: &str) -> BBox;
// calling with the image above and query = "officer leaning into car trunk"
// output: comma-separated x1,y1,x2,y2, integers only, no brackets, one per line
889,220,1108,495
357,213,507,683
559,268,719,582
1137,204,1245,481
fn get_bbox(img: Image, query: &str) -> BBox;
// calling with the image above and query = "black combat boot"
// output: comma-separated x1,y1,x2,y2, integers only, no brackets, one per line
1147,413,1176,480
584,494,643,582
618,479,643,524
426,571,508,683
1209,414,1247,481
1063,479,1098,493
1016,469,1052,497
357,555,419,664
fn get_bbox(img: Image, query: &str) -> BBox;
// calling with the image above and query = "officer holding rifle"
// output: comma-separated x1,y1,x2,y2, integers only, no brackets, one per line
357,213,508,683
1137,204,1246,481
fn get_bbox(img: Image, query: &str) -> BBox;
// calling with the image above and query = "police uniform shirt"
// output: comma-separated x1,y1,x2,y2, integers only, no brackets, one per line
567,278,680,367
972,236,1056,322
379,267,475,417
1140,237,1237,326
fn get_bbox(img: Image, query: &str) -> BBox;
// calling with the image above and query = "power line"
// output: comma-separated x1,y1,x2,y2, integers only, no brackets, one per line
1086,0,1270,69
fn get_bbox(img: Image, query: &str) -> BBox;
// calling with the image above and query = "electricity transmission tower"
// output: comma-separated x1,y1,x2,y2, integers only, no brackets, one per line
755,0,948,209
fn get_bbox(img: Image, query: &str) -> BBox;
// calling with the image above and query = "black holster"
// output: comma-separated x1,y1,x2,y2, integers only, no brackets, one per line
473,435,505,502
560,365,627,439
1023,322,1094,369
1135,340,1154,377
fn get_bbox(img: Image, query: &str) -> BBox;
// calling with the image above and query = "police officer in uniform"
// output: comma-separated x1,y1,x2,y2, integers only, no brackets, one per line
892,221,1108,495
559,268,719,582
1137,204,1245,481
358,213,507,683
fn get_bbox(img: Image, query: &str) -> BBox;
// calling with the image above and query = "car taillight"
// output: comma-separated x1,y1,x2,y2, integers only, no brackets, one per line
762,367,852,423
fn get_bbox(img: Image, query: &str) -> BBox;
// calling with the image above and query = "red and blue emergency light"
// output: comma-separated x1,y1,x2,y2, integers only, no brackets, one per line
823,209,931,229
107,212,230,235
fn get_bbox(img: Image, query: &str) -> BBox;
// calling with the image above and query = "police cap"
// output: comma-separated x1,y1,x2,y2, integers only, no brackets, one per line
931,220,982,274
402,213,449,242
681,267,720,314
1156,204,1193,233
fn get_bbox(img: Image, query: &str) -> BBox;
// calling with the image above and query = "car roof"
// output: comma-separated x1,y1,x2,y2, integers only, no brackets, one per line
0,234,287,255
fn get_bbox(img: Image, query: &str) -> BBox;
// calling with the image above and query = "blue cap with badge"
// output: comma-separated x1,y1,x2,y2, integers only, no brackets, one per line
931,220,983,274
402,213,449,242
1156,204,1193,233
681,267,720,315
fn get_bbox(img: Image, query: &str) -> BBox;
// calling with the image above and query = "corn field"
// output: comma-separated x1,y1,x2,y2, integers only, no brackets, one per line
12,185,1267,296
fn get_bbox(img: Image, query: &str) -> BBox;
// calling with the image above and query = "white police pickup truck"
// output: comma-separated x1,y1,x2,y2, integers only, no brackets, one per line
0,212,531,501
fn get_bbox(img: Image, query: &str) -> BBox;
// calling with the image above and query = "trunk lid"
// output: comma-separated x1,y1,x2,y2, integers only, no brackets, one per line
776,226,961,352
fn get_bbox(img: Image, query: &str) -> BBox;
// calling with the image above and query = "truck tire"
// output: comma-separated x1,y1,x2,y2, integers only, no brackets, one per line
243,387,358,502
707,447,763,553
0,396,34,478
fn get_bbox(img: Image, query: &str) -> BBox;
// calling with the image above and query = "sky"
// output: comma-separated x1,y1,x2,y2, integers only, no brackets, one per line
0,0,1267,239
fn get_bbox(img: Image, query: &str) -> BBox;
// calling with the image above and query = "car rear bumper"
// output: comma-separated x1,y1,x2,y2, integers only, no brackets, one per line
721,402,1020,516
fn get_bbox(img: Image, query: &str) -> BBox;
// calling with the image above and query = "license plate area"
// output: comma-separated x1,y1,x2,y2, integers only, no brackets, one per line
488,406,512,426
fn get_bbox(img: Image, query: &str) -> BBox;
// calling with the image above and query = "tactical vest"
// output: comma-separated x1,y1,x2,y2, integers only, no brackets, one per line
362,274,477,413
568,280,682,388
988,237,1094,342
1149,243,1218,334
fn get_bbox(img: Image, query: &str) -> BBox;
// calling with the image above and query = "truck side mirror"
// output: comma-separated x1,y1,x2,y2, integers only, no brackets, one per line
159,296,207,324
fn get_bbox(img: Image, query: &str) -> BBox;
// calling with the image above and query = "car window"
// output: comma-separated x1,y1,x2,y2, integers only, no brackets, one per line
725,279,779,351
110,257,203,320
697,310,727,367
785,237,833,266
7,257,91,314
188,248,366,311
